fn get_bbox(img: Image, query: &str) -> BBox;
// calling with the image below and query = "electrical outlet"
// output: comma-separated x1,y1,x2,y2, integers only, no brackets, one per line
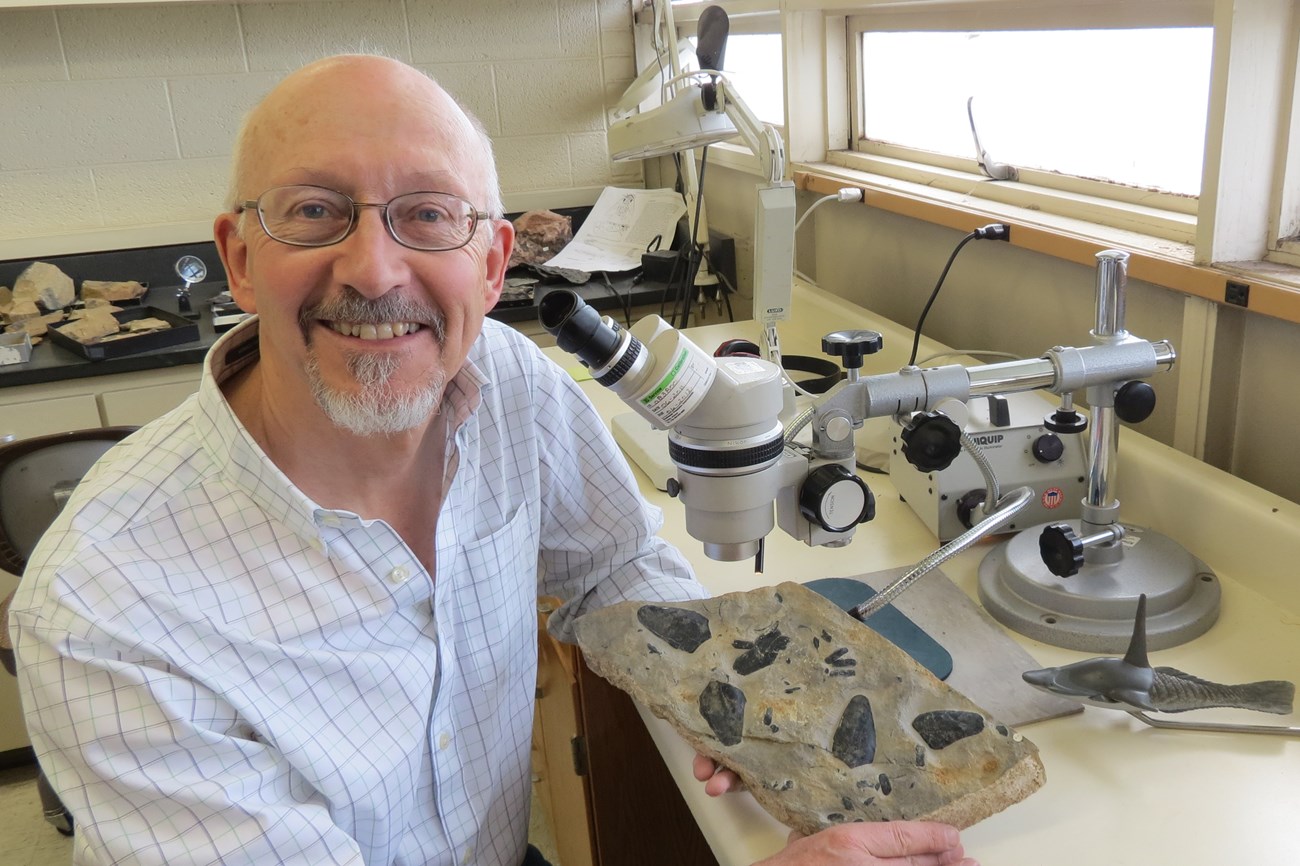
1225,280,1250,307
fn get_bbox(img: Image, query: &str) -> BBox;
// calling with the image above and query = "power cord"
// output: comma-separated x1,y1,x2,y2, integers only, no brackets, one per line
907,223,1011,367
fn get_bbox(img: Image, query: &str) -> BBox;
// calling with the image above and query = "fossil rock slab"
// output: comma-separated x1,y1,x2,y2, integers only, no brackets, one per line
575,582,1044,833
81,279,147,303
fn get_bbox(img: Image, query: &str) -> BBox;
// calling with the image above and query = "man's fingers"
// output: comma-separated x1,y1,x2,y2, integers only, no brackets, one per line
865,822,962,858
692,753,716,782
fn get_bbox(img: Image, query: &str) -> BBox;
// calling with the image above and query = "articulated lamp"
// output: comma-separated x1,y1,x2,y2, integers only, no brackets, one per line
607,4,795,366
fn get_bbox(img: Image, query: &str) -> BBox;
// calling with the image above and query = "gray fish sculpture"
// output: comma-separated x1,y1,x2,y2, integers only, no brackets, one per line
1022,595,1294,715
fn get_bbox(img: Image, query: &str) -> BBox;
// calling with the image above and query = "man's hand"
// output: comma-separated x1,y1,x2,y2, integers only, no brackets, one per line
692,755,977,866
757,823,976,866
692,752,745,796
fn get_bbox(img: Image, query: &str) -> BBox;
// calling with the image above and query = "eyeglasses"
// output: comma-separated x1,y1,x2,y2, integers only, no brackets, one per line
237,185,490,252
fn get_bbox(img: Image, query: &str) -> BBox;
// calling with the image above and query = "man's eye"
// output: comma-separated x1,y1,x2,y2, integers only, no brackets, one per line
414,208,446,223
295,202,339,220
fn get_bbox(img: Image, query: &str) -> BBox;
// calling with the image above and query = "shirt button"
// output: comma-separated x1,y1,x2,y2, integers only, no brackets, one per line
387,566,410,585
461,846,473,864
438,731,452,750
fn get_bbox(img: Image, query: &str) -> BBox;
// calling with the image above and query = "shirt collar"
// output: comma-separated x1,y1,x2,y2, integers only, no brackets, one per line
194,316,490,552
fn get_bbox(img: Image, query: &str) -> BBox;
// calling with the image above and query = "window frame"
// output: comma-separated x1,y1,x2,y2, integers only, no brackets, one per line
841,4,1213,244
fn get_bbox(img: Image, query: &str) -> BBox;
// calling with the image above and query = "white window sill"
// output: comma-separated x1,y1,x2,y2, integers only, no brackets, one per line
792,159,1300,327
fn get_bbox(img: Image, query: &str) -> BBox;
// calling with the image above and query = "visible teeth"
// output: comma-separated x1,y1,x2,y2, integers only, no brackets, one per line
329,321,420,340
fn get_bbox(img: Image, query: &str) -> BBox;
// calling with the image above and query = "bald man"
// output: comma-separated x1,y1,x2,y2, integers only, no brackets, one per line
10,56,972,866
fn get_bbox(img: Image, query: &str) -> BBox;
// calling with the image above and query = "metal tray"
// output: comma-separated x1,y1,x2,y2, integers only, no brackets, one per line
47,306,201,361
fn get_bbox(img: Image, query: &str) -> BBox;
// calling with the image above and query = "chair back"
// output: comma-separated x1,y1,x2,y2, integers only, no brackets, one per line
0,427,137,576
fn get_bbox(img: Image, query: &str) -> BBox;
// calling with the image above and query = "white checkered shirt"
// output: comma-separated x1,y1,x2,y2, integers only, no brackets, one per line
9,315,706,865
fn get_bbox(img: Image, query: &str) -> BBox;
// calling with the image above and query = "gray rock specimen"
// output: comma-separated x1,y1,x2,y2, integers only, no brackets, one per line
575,582,1044,833
15,262,75,311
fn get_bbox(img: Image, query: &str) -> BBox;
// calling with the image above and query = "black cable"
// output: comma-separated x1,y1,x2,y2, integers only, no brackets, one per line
601,271,632,328
907,223,1011,367
677,145,710,328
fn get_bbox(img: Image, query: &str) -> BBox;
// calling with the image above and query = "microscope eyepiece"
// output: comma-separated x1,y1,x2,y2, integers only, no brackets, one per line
538,290,642,387
539,291,621,367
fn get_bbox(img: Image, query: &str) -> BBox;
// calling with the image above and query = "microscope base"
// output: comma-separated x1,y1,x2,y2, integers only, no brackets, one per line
978,520,1221,653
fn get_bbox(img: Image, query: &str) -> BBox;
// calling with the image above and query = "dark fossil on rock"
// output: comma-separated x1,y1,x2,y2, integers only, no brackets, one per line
575,582,1044,833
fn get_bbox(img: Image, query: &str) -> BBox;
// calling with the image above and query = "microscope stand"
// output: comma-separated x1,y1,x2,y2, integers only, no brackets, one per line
977,519,1221,652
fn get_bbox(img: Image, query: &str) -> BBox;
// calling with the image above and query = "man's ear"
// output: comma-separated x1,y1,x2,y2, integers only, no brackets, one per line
214,212,256,314
481,219,515,312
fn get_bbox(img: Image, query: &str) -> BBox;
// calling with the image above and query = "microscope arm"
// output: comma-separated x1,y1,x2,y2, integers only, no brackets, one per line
808,336,1176,459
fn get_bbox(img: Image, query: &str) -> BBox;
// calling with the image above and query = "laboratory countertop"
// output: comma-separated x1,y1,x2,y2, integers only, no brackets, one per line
0,272,671,390
546,280,1300,866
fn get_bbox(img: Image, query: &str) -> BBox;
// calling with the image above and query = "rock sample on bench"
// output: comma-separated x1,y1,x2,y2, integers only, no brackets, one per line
575,581,1044,833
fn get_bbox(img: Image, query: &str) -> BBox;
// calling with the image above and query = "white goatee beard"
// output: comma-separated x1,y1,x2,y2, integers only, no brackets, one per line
300,289,449,437
305,349,446,436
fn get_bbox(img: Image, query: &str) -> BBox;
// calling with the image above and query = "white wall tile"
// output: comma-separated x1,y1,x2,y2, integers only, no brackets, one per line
0,80,176,172
4,0,637,247
0,10,68,83
559,0,600,57
93,157,230,227
168,72,285,159
600,26,634,58
0,168,102,237
569,131,617,186
240,0,410,72
418,63,501,136
598,0,632,34
60,5,244,79
495,136,571,191
495,59,605,136
407,0,563,63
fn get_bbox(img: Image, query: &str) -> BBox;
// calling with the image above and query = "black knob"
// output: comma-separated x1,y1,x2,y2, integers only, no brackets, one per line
955,489,987,530
665,477,681,497
899,412,962,472
799,464,875,532
821,329,883,370
1114,381,1157,424
1044,407,1087,435
1040,523,1084,577
1032,433,1065,463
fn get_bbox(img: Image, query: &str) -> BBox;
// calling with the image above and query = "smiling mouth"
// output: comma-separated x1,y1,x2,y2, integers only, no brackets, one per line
326,321,424,341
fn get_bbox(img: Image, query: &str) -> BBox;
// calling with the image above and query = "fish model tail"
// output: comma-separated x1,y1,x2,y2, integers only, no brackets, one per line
1150,668,1295,715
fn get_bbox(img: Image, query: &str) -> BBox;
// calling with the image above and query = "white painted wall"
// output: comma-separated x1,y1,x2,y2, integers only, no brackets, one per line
0,0,642,248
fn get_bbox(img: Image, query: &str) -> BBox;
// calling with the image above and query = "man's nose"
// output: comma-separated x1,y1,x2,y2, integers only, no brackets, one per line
331,207,410,299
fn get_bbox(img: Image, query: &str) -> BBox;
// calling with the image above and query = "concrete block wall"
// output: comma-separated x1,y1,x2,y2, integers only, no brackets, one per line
0,0,643,247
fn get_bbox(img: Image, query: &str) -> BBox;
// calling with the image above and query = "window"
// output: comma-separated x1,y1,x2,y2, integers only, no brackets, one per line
858,28,1212,197
717,33,785,126
831,4,1222,244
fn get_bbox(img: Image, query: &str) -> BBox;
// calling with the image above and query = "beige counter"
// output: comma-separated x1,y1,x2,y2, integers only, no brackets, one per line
547,280,1300,866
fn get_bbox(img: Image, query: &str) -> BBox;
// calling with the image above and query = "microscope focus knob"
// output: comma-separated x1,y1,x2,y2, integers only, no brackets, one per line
1032,433,1065,463
1114,381,1157,424
900,411,963,473
799,464,875,533
1040,522,1085,577
821,329,883,370
1044,407,1088,435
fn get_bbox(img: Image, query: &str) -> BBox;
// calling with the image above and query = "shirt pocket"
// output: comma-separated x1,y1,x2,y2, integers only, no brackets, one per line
451,503,538,689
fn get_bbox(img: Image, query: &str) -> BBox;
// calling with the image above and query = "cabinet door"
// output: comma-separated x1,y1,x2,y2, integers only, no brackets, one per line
98,379,200,427
0,394,101,441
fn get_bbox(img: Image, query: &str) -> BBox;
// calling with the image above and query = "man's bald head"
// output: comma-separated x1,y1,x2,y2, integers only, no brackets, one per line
225,55,503,220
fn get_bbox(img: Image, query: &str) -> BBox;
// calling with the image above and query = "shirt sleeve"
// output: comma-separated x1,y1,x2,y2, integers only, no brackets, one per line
532,359,709,644
10,565,367,866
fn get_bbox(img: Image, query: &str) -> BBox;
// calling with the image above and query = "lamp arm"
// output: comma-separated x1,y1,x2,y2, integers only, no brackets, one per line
705,72,786,185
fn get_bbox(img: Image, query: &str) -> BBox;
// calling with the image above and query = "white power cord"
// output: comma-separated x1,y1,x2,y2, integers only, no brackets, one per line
794,187,864,234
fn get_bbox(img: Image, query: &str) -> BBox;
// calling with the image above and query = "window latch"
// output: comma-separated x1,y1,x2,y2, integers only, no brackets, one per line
967,96,1018,181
